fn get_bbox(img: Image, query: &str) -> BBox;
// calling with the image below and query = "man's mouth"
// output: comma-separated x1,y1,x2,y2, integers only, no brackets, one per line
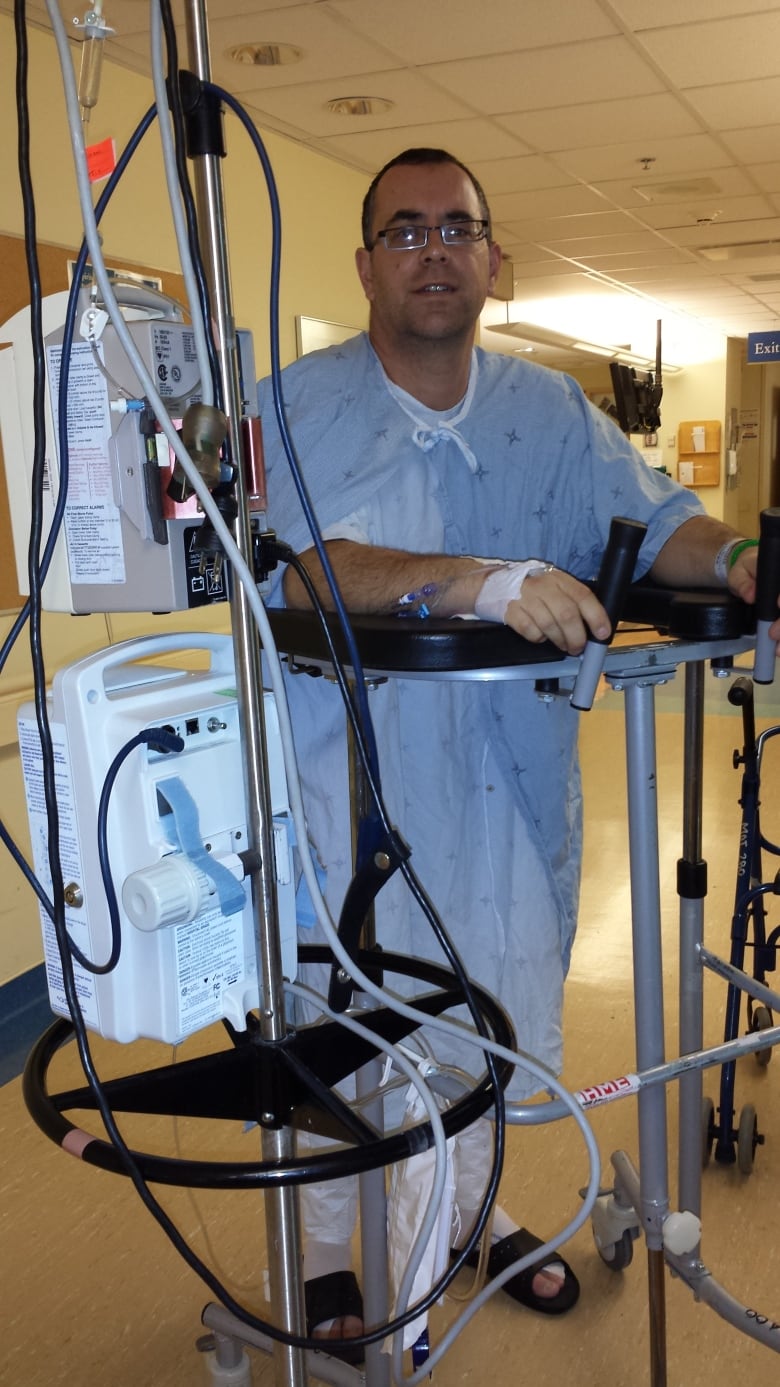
418,283,455,293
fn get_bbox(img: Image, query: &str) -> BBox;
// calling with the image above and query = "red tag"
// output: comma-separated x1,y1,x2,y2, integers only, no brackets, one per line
85,137,117,184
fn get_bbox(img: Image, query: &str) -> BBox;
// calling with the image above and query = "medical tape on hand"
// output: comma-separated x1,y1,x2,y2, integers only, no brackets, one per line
473,560,554,624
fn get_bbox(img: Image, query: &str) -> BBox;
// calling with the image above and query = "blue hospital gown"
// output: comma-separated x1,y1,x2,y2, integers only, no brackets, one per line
258,333,702,1098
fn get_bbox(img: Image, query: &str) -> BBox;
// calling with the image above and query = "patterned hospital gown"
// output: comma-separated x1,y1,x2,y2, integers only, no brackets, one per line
258,332,702,1099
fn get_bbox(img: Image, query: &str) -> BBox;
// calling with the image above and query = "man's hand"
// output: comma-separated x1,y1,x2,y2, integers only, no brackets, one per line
728,544,758,604
484,565,611,655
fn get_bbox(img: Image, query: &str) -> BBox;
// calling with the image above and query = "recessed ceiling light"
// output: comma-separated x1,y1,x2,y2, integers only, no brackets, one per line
325,96,394,116
226,42,303,66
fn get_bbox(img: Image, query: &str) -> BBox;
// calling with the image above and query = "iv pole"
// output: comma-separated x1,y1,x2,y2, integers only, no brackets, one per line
180,4,307,1383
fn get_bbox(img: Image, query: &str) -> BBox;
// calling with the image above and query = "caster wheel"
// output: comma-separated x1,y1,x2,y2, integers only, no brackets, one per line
701,1095,715,1169
737,1103,759,1175
751,1004,773,1068
597,1228,634,1273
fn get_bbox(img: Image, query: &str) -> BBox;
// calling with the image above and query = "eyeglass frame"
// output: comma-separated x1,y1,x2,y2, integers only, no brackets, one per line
372,220,490,251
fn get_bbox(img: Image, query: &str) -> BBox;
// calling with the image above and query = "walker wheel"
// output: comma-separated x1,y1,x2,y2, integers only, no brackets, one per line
737,1103,759,1174
701,1096,715,1169
597,1229,634,1274
751,1005,774,1067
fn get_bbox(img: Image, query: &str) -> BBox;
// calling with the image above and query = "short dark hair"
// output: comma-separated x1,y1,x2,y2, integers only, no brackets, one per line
361,148,493,249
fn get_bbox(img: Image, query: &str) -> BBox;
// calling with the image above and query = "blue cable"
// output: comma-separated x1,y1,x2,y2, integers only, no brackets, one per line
209,83,383,797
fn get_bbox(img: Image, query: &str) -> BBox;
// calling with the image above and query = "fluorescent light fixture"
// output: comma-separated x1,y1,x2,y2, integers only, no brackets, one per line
487,319,680,370
571,340,613,357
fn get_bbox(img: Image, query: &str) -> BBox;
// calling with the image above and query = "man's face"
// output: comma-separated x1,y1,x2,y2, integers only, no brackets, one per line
355,162,502,348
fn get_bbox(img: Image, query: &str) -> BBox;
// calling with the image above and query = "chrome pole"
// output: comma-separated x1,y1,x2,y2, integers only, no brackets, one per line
179,5,306,1383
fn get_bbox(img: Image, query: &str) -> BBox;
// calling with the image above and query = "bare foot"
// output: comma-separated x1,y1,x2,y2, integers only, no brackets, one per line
312,1314,364,1345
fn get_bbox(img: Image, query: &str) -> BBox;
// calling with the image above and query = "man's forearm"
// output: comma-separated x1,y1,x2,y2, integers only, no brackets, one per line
283,539,489,616
649,516,742,587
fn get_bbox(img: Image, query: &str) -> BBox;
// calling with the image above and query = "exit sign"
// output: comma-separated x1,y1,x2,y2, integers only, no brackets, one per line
747,331,780,362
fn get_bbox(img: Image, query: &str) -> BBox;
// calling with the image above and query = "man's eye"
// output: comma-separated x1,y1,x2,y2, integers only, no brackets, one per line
393,227,419,245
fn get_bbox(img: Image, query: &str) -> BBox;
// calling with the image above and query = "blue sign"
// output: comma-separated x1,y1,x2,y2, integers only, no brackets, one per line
747,331,780,363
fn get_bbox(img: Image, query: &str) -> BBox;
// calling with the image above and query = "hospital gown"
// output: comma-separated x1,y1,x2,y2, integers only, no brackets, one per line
258,332,702,1101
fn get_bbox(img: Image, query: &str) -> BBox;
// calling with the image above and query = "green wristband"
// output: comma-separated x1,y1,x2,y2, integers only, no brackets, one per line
728,538,759,570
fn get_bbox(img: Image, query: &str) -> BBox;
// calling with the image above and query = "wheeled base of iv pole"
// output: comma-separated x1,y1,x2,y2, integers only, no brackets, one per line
23,947,515,1185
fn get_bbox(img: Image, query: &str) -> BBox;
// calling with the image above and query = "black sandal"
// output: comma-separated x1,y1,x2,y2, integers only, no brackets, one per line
304,1269,365,1364
455,1227,580,1315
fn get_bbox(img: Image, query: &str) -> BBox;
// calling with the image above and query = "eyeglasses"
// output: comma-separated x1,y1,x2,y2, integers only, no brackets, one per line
374,220,489,251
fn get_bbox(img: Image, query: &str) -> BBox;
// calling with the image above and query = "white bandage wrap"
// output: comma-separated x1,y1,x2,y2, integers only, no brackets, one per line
473,560,555,624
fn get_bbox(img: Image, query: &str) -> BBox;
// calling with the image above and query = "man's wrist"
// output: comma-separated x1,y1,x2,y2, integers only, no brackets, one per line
474,560,555,623
713,536,758,584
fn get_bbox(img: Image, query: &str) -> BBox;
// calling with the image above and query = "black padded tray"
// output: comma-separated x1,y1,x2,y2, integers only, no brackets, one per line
266,583,753,676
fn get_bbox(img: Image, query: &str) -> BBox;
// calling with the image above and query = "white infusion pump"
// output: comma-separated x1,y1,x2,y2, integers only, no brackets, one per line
0,289,253,614
18,633,297,1045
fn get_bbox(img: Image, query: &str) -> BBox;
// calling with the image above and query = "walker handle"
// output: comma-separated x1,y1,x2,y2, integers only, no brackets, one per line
753,507,780,684
570,516,647,711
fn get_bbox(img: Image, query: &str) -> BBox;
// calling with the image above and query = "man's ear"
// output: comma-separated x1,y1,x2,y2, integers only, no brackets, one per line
487,239,504,296
355,246,375,301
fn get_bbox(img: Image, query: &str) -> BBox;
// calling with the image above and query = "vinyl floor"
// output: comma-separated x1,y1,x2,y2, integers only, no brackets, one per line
3,660,780,1387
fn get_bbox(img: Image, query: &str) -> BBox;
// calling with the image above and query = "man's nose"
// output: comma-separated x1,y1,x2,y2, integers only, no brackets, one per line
422,228,448,256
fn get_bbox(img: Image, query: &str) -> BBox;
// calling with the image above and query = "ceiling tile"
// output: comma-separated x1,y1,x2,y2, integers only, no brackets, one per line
420,37,663,116
503,262,591,283
751,163,780,193
554,133,736,183
721,125,780,163
592,168,757,209
232,69,472,137
208,10,401,90
316,120,528,171
573,254,699,275
469,155,577,195
326,0,619,65
685,77,780,132
638,12,780,86
671,216,780,246
501,211,643,242
611,0,780,26
499,93,702,153
538,232,676,255
489,186,608,222
633,195,776,231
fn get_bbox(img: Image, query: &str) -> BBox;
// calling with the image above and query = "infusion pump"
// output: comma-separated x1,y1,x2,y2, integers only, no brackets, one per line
0,287,256,614
18,634,297,1045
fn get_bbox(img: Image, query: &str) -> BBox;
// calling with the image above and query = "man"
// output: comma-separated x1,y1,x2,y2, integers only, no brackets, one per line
258,148,769,1351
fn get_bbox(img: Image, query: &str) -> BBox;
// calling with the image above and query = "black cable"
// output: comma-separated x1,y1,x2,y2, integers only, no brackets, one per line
11,16,507,1356
0,105,157,909
68,726,184,976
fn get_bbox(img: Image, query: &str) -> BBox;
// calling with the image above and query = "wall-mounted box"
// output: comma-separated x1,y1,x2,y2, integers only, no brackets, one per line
677,419,721,487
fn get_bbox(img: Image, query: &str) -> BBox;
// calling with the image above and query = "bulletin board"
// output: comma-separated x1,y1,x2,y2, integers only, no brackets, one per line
0,234,186,610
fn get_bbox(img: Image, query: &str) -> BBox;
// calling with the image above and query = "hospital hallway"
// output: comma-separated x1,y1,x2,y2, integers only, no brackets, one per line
3,656,780,1387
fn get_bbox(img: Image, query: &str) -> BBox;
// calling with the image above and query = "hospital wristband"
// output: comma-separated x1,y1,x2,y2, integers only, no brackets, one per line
713,537,758,584
474,560,555,624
